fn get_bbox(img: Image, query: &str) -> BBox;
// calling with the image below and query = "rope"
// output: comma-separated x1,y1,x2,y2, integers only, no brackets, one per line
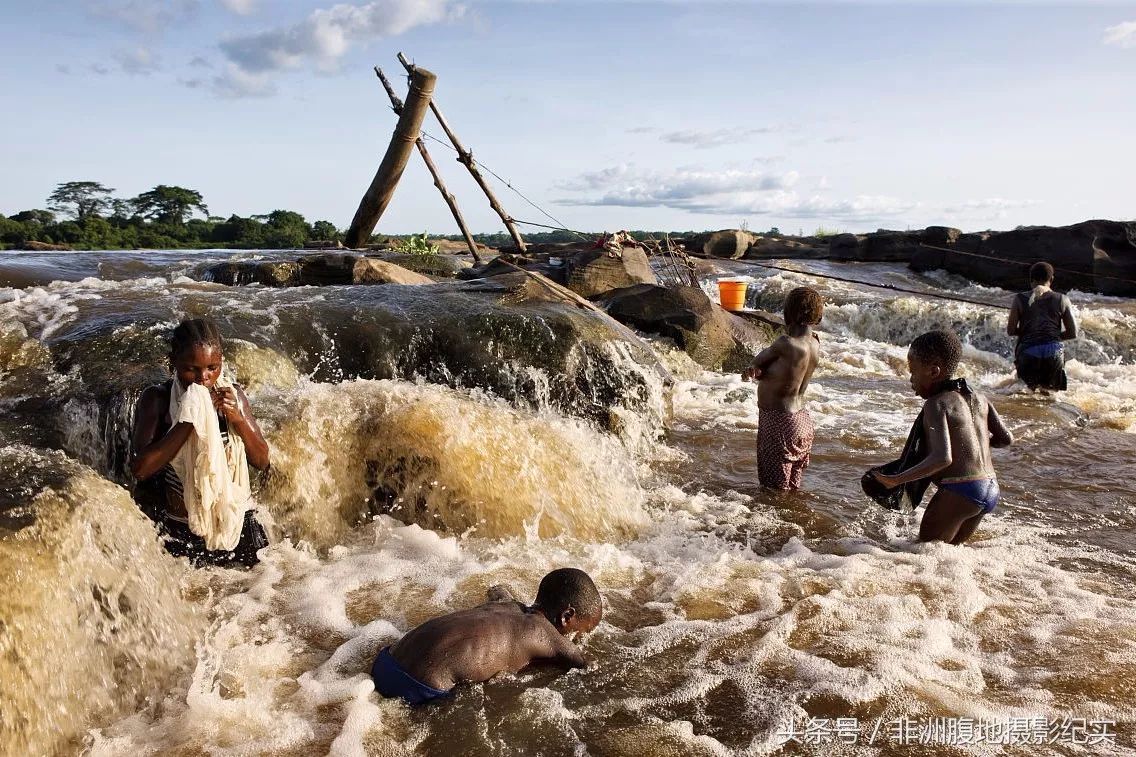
510,218,593,240
731,259,1012,310
919,243,1136,286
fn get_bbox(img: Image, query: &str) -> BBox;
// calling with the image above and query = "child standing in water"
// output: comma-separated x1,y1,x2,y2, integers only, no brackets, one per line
130,318,271,567
871,330,1013,544
371,568,601,705
742,287,823,490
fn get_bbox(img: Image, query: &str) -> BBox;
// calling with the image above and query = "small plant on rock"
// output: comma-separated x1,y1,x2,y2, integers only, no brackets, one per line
394,231,440,256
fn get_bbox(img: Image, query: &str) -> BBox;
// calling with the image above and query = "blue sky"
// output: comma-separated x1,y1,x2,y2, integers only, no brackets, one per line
2,1,1134,235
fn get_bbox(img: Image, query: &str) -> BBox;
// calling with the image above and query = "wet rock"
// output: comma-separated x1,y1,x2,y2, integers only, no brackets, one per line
566,247,658,298
745,236,827,259
351,259,434,285
599,284,774,371
828,233,867,260
922,226,961,246
371,252,473,278
864,230,921,261
458,253,566,284
909,220,1136,296
691,229,756,259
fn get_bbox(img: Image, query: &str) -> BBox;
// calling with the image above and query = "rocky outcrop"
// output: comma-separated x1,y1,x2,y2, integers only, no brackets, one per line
911,220,1136,296
204,254,432,287
745,236,827,259
372,251,473,278
690,230,756,260
598,284,774,372
19,240,72,251
566,248,659,298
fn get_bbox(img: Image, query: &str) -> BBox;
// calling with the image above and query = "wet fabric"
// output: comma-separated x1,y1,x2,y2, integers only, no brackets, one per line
167,375,252,550
160,509,267,568
371,646,452,705
1015,290,1070,349
756,407,814,490
1023,341,1063,359
1015,350,1068,391
861,378,972,511
938,477,1000,514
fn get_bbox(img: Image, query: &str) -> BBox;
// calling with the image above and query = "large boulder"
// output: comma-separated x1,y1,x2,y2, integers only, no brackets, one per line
566,247,658,298
909,220,1136,296
691,229,756,259
599,284,774,371
863,230,921,261
205,254,433,287
745,236,827,259
372,251,473,278
827,233,867,260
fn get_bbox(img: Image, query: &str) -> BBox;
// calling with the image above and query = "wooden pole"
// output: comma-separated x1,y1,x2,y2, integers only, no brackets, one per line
344,65,437,250
374,67,481,262
397,52,527,254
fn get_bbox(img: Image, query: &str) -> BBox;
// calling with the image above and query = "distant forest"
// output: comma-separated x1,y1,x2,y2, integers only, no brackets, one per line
1,181,716,251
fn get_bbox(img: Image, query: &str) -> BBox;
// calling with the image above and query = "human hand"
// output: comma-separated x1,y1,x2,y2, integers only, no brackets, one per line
211,387,243,423
742,365,762,381
871,470,900,489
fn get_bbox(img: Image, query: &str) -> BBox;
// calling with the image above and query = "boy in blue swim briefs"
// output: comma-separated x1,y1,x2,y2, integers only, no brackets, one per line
371,568,602,705
872,330,1014,544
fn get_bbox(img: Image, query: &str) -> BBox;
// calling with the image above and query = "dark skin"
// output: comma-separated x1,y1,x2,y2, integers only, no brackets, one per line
130,344,270,518
873,350,1013,544
389,585,600,692
1006,276,1077,341
741,321,820,412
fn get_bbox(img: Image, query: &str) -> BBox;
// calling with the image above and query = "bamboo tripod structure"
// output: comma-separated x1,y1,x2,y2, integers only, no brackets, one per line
374,66,481,262
397,52,527,253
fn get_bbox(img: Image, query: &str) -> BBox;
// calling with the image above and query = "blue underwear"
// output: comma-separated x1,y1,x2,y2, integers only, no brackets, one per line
371,646,451,705
1023,342,1063,359
939,478,1000,514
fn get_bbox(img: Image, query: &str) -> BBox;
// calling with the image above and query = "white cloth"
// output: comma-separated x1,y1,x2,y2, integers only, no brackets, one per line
1028,283,1051,307
168,375,253,551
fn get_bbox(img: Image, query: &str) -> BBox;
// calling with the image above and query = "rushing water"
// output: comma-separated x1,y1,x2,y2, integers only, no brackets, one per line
1,250,1134,756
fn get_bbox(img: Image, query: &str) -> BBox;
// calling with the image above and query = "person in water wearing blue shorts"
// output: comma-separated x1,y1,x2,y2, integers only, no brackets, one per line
371,568,601,705
872,330,1014,544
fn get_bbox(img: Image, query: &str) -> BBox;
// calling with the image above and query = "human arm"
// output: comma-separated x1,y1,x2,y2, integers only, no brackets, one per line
129,386,194,481
214,385,270,470
742,339,784,381
987,403,1013,448
1006,296,1021,337
1060,297,1077,340
872,402,953,488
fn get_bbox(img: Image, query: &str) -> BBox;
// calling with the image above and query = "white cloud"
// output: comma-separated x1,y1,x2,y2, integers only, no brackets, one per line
114,47,161,75
557,164,913,222
212,63,277,98
219,0,257,15
219,0,464,77
1103,21,1136,48
942,197,1039,221
85,0,198,33
658,127,778,149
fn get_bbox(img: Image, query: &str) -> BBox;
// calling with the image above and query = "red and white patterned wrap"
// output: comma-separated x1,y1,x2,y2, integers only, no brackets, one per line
756,407,815,490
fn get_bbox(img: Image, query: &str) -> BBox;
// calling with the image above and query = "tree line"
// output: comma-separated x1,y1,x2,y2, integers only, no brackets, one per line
1,180,763,252
0,181,350,251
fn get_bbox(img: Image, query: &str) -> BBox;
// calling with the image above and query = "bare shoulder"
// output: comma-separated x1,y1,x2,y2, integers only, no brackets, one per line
138,383,170,412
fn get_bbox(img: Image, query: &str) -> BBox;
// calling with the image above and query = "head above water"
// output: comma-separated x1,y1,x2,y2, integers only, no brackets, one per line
907,329,962,398
534,568,602,635
1030,261,1055,286
169,318,224,389
783,287,824,328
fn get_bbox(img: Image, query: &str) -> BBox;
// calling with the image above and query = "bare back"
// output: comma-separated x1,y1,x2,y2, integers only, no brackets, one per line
923,391,997,482
754,330,820,412
390,601,584,691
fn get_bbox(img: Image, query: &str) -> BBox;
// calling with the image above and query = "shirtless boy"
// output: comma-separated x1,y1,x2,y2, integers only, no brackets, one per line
371,568,601,705
872,330,1013,544
742,287,823,490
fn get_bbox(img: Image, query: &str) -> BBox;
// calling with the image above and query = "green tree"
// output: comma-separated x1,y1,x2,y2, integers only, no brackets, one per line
11,209,55,225
47,181,115,222
311,220,340,241
132,185,208,225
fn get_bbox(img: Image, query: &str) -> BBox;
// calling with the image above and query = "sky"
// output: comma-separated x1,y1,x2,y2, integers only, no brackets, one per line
2,1,1135,236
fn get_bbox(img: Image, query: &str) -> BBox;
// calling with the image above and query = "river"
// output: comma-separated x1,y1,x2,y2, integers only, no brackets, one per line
1,249,1133,755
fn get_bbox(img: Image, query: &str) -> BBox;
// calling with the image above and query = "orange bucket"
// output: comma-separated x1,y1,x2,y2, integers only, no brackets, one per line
717,280,748,311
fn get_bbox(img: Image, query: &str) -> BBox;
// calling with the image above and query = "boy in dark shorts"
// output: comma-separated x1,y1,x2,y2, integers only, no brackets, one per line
371,568,601,705
742,287,823,490
872,330,1014,544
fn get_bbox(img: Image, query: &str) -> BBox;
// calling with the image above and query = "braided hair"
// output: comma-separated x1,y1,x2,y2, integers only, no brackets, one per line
169,318,223,360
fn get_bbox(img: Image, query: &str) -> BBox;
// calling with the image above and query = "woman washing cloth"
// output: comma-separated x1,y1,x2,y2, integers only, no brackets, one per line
130,318,271,567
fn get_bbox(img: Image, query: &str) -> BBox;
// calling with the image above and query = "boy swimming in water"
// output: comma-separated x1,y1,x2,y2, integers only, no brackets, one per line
871,330,1013,544
742,286,823,490
372,568,601,705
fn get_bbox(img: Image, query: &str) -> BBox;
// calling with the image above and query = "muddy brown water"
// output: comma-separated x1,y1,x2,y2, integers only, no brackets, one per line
1,251,1134,755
